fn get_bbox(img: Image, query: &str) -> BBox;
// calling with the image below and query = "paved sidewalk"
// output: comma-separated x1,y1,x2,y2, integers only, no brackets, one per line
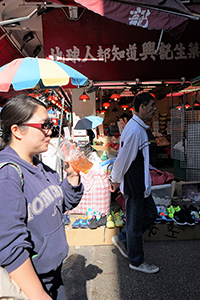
62,239,200,300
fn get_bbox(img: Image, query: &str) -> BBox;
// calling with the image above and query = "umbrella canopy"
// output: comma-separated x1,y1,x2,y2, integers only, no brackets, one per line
0,57,88,92
74,115,104,130
74,0,197,39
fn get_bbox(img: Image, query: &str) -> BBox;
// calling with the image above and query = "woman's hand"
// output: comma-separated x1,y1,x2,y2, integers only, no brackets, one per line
64,143,80,185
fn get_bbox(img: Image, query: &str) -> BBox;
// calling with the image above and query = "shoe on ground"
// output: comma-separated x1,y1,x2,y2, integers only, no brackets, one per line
189,204,200,222
80,217,89,229
167,205,175,219
93,209,101,221
114,212,124,227
129,261,159,274
182,205,195,226
173,209,187,225
111,235,128,258
97,213,107,226
106,212,115,228
190,209,200,223
89,216,98,229
174,206,181,212
86,208,94,221
62,212,71,225
156,206,173,223
72,217,82,228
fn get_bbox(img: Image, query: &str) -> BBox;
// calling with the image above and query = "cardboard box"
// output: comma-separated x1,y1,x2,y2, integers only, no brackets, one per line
65,215,200,246
143,223,200,241
92,145,111,154
151,184,172,206
175,181,200,198
92,145,117,155
65,215,120,246
66,226,121,246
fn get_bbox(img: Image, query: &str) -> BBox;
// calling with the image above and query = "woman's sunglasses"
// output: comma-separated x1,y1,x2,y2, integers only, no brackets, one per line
20,120,54,131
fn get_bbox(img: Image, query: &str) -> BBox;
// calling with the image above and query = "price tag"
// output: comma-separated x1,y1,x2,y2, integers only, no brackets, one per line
98,124,104,135
153,121,159,135
167,121,171,135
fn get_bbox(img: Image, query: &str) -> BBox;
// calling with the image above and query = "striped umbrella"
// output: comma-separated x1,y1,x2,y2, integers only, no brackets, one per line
0,57,88,92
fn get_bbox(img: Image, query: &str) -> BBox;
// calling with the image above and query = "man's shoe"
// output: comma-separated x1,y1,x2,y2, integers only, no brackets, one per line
129,261,159,274
111,235,128,258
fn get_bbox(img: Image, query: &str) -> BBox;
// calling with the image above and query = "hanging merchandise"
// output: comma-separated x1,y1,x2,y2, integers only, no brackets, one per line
51,118,59,126
68,169,111,215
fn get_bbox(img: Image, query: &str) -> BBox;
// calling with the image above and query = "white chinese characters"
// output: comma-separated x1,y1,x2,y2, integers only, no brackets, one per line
49,41,200,63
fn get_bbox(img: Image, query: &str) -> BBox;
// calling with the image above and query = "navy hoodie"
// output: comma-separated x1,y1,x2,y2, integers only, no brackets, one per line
0,146,84,274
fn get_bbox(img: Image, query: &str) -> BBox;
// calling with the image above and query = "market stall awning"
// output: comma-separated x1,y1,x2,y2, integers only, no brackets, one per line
43,5,200,82
74,0,198,39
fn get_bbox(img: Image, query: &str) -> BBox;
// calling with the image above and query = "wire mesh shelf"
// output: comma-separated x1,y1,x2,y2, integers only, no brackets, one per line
171,107,200,181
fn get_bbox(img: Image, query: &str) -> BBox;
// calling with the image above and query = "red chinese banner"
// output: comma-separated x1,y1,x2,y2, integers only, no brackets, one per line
43,8,200,81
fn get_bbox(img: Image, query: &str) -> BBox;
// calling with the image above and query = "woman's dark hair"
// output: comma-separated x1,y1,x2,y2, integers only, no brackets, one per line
134,92,154,113
0,94,46,150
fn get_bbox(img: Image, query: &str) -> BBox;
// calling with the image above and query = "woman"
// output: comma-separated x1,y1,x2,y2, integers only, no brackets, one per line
0,94,84,299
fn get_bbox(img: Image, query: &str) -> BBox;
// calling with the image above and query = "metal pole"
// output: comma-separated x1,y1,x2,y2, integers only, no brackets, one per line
55,97,65,180
170,86,173,109
0,8,38,26
155,29,164,54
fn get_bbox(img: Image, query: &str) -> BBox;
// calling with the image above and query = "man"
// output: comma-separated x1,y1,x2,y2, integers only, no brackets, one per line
110,92,159,274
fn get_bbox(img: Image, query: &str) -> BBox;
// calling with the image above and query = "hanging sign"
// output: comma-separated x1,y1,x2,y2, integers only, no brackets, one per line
43,8,200,81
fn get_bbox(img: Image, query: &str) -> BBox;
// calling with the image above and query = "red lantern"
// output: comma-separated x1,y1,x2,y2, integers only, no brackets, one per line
100,109,106,114
103,102,111,109
110,93,121,101
120,104,129,110
185,101,191,109
194,100,200,107
79,92,90,102
176,103,182,110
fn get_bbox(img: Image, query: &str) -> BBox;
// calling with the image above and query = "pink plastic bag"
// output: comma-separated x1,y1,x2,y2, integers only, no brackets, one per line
150,169,174,186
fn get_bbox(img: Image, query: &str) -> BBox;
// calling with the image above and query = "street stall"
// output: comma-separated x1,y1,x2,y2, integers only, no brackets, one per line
1,0,200,247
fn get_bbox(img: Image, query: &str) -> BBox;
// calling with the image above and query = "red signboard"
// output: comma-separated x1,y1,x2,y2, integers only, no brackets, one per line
43,8,200,82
